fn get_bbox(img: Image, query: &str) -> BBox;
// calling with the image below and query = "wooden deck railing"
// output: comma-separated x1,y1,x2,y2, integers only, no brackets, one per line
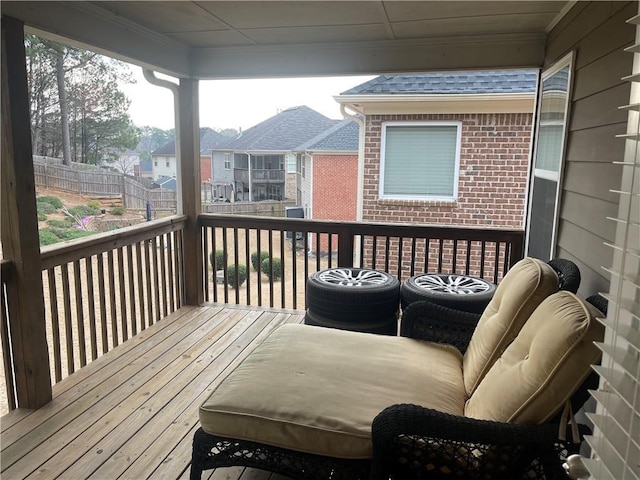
1,216,187,412
1,260,16,412
2,214,523,412
199,214,525,311
39,216,187,383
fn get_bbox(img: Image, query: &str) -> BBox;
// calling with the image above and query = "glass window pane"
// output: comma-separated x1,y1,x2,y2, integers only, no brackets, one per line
383,125,458,197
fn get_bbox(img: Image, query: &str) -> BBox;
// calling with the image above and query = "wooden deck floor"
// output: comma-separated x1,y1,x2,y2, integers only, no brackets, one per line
1,303,305,480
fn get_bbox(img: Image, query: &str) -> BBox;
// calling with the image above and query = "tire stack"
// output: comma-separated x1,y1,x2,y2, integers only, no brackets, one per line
400,273,496,314
305,268,400,335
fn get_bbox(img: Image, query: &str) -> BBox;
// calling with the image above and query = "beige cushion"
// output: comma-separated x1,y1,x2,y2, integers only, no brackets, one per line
462,257,559,396
465,291,605,423
200,324,465,459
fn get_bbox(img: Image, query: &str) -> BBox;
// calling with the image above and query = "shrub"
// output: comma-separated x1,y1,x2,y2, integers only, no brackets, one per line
38,212,47,222
39,228,61,246
43,226,93,241
36,196,63,209
251,251,270,271
47,218,73,228
67,204,101,218
261,257,282,280
110,206,125,216
87,200,101,209
36,201,56,215
225,264,247,288
209,249,227,271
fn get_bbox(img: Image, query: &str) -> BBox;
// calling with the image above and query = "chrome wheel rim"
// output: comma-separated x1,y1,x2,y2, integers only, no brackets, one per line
317,268,389,287
413,274,491,295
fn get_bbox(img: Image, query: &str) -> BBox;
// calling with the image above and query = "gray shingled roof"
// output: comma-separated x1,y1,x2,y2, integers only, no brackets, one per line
151,127,227,155
341,70,538,95
214,106,338,152
296,119,358,152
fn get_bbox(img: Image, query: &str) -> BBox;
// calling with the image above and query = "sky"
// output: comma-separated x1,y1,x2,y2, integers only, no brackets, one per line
121,68,376,132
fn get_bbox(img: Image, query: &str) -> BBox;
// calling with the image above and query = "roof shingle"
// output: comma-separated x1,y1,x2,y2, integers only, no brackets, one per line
214,106,338,152
341,70,538,95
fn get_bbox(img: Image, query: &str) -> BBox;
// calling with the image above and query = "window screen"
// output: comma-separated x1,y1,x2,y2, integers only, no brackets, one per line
382,124,459,198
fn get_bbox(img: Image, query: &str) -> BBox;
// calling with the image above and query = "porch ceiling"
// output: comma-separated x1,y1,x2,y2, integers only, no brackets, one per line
1,1,571,78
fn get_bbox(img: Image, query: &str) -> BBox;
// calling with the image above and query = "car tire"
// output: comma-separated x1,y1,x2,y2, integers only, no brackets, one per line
306,268,400,323
401,273,496,314
304,309,398,336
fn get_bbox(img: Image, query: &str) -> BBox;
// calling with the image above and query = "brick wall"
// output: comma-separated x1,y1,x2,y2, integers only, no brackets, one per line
312,153,358,252
361,112,531,277
200,155,212,185
362,113,532,229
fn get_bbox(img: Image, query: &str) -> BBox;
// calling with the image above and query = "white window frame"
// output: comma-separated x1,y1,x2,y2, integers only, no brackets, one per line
379,121,462,201
224,153,231,170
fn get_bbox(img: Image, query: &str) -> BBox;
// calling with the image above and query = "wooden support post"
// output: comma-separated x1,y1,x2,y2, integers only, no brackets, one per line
177,78,204,306
1,16,52,408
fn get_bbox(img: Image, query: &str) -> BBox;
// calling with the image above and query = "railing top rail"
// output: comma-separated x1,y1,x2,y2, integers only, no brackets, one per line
198,213,524,242
40,215,188,270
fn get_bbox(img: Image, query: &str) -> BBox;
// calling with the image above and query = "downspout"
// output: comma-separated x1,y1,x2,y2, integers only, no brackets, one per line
142,69,183,212
246,152,252,201
340,104,365,266
340,105,365,222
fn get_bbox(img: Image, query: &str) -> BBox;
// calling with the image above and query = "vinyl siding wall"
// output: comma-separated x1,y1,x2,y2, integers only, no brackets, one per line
544,1,635,296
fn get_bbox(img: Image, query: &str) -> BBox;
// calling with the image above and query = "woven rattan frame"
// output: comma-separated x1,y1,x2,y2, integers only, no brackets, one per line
190,428,370,480
370,404,588,480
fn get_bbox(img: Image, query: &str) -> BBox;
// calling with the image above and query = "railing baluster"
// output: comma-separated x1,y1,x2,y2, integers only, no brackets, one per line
143,239,154,326
280,230,286,308
108,251,119,347
222,228,229,304
151,240,161,325
268,229,274,308
175,230,184,307
135,242,146,330
0,280,16,410
61,264,74,375
410,238,416,277
85,257,98,361
202,227,209,302
47,268,62,382
126,245,137,337
245,228,251,306
73,260,87,367
465,241,472,276
211,226,218,303
159,235,168,317
315,233,321,271
291,230,298,310
452,239,458,274
437,239,444,272
256,228,262,306
493,242,500,284
303,232,309,310
117,247,128,342
166,234,175,313
97,254,108,353
233,227,240,305
480,241,487,279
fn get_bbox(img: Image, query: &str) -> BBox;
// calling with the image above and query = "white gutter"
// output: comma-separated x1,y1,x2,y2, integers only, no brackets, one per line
142,69,183,212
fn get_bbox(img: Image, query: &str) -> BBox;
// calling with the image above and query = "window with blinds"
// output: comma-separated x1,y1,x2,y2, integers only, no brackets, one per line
582,12,640,480
380,123,461,200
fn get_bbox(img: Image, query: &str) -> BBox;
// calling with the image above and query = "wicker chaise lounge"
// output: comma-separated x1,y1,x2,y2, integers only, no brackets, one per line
190,257,604,479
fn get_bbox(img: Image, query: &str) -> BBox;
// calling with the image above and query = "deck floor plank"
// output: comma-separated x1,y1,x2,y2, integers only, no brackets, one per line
0,304,304,480
3,306,234,477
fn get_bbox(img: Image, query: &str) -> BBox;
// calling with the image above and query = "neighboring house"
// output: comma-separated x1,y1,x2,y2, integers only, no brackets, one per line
151,127,226,186
335,71,537,231
294,118,359,223
211,106,338,202
136,158,153,178
153,175,177,190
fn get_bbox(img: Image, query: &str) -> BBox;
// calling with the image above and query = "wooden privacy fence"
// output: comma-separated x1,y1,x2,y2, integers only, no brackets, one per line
33,160,177,212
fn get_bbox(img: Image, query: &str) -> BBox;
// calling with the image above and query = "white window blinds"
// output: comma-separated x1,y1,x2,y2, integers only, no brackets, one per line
583,11,640,480
381,124,459,199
